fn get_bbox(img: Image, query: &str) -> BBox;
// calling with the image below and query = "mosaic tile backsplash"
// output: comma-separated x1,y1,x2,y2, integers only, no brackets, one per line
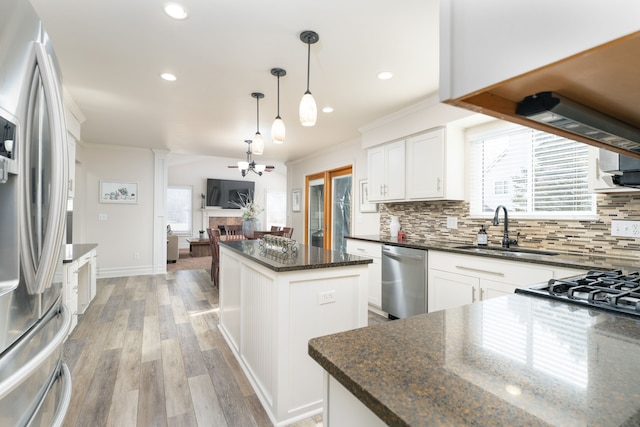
380,194,640,261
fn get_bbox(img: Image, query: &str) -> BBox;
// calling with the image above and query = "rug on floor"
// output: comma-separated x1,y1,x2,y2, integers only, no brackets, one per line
166,248,211,272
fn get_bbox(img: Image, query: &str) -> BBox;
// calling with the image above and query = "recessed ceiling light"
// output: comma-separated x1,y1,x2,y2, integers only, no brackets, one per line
322,107,334,113
164,3,188,20
377,71,393,80
161,73,177,81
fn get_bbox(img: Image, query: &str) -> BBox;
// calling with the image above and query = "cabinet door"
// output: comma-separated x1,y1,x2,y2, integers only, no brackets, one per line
384,140,405,200
368,258,382,308
428,269,478,312
480,279,518,301
367,146,386,201
407,129,444,199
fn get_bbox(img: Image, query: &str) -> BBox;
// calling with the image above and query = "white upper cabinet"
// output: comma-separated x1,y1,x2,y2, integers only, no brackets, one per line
439,0,640,154
367,140,405,201
368,126,465,203
406,127,464,200
440,0,640,102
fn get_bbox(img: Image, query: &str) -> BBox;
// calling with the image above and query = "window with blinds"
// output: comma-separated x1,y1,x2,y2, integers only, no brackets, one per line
469,123,595,218
167,186,192,233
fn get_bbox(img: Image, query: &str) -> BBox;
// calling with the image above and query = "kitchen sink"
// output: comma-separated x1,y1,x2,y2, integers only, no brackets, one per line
454,245,559,257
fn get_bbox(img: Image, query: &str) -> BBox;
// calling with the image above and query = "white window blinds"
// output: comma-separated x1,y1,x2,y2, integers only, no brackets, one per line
469,124,595,218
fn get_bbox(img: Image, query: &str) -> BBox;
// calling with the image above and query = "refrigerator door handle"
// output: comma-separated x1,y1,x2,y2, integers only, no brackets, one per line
50,363,72,427
20,42,68,295
0,303,70,400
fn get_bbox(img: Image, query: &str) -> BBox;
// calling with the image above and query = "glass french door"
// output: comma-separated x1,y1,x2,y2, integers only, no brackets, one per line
305,166,352,251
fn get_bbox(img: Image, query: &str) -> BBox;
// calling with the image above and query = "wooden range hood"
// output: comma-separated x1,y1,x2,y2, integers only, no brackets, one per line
444,31,640,159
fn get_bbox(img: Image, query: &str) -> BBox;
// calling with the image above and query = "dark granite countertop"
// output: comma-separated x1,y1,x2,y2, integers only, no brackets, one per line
347,235,640,272
309,294,640,426
62,243,98,263
220,240,372,272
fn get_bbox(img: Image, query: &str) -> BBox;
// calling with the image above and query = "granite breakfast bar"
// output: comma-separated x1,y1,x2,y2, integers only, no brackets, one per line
217,240,372,426
309,293,640,426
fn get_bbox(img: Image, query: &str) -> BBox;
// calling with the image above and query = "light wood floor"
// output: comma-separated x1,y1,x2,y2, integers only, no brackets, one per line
62,268,387,427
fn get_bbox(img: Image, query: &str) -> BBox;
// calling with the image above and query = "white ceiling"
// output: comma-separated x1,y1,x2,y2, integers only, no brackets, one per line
29,0,440,164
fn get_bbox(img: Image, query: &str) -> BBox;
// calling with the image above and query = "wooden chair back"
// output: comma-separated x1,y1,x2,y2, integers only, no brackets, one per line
282,227,293,238
224,224,245,240
207,228,221,287
270,226,282,231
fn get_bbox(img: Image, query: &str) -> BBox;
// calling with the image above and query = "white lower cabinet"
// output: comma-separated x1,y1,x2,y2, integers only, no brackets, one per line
428,251,586,312
346,239,382,309
63,246,98,336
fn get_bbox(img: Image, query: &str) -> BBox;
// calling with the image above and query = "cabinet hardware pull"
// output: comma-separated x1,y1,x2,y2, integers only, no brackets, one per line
437,177,441,192
472,287,476,302
455,265,505,277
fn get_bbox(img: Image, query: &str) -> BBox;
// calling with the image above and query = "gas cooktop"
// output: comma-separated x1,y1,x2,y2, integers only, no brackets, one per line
515,270,640,317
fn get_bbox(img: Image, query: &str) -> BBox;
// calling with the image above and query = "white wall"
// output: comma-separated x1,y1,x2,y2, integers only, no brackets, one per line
286,138,380,243
168,153,287,247
76,143,155,277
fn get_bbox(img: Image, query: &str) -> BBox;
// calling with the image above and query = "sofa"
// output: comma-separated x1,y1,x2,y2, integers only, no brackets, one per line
167,233,179,263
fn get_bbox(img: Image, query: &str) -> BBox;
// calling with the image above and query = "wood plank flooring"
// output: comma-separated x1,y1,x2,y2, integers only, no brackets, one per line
62,269,387,427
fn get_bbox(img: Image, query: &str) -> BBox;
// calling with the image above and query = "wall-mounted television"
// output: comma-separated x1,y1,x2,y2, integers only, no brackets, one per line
206,178,255,209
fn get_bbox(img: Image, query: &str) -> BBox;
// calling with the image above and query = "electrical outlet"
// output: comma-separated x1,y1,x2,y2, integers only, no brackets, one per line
318,290,336,305
446,216,458,229
134,251,140,260
611,220,640,238
98,213,107,221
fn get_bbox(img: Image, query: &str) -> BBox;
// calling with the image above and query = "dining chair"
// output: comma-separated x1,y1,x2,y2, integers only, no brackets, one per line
207,228,221,287
224,224,244,240
270,226,282,232
282,227,293,238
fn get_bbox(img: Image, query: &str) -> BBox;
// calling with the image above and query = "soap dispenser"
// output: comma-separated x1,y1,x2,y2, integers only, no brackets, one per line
477,225,488,246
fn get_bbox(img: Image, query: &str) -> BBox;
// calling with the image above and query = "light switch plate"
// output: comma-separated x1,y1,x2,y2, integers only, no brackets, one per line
611,220,640,238
98,213,107,221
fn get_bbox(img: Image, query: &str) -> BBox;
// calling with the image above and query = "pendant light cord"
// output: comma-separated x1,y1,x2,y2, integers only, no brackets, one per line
305,40,311,94
276,75,281,119
256,96,260,134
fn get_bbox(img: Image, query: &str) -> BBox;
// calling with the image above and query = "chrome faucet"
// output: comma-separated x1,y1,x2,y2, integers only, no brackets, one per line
493,205,518,248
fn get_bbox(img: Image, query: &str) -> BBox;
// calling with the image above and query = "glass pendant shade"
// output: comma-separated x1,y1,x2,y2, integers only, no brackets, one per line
252,132,264,155
271,117,285,144
299,92,317,127
255,164,266,173
237,161,249,170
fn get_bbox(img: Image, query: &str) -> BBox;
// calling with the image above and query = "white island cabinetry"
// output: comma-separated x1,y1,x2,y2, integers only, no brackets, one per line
218,241,370,426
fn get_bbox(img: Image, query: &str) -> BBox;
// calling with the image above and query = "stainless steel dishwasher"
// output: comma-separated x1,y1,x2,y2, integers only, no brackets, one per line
381,245,427,319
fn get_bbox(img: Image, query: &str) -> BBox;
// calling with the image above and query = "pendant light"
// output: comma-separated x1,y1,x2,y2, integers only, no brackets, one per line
299,30,319,127
251,92,264,155
270,68,286,144
237,140,267,177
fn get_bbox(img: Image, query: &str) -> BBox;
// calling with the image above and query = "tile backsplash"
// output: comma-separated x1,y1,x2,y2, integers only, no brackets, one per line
380,194,640,261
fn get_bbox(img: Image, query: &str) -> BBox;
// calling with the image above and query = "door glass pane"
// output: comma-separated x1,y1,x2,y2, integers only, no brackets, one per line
331,175,351,252
308,178,324,248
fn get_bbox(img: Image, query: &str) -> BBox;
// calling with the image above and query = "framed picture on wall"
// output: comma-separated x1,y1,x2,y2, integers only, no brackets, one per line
100,180,139,204
292,189,302,212
359,179,378,212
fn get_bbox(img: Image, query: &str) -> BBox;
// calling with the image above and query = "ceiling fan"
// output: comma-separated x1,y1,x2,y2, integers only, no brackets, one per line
227,140,275,176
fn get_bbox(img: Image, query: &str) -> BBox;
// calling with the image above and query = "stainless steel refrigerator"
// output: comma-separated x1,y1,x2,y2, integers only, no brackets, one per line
0,0,72,424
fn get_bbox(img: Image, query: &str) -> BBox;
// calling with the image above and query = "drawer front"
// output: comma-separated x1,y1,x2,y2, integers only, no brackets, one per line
346,240,381,259
429,251,553,285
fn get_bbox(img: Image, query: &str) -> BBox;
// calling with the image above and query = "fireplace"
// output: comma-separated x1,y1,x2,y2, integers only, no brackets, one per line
201,208,243,235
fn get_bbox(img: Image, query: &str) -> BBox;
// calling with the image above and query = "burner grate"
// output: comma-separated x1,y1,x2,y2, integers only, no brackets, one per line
519,269,640,317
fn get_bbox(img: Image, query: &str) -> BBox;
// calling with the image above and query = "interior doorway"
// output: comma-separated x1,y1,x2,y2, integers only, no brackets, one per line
304,166,352,251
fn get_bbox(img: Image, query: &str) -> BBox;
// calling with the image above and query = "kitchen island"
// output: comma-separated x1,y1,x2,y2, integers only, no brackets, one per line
309,294,640,426
218,240,371,426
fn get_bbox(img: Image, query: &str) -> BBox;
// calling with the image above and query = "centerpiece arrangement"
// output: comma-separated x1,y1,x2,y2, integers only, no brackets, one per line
231,192,263,238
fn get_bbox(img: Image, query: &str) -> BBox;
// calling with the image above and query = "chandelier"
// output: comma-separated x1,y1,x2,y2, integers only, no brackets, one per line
237,140,267,177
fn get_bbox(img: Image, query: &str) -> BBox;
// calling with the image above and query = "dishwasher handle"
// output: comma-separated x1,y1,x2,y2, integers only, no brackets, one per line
382,247,425,261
